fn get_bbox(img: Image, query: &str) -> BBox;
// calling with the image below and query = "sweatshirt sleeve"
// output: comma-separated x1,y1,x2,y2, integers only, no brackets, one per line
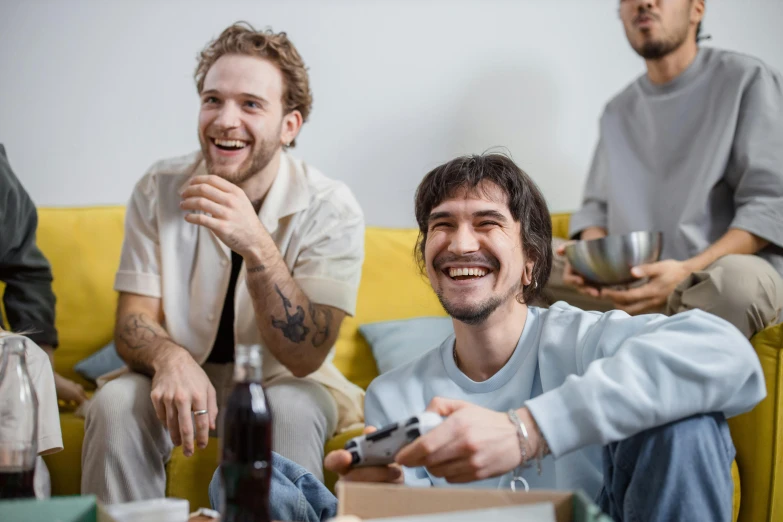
568,130,610,239
727,65,783,249
0,145,58,347
525,307,765,458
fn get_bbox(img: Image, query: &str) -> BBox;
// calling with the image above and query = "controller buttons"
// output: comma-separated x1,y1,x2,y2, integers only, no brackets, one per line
350,450,360,465
345,440,358,449
407,428,421,440
405,417,419,427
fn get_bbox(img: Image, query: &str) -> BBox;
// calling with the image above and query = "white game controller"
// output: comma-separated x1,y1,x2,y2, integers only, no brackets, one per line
344,411,443,467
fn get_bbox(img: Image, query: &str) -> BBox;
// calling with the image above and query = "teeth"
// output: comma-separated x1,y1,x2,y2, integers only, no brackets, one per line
214,139,247,149
448,267,488,278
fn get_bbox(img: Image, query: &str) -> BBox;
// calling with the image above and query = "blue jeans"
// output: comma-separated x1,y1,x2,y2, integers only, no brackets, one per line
209,452,337,522
209,413,734,522
597,413,735,521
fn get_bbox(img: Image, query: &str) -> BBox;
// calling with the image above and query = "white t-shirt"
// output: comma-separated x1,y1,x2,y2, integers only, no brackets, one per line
115,151,366,432
0,333,63,455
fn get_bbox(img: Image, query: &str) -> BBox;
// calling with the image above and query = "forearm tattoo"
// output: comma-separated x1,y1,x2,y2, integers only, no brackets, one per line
119,313,164,350
271,284,310,343
309,301,332,348
247,264,265,273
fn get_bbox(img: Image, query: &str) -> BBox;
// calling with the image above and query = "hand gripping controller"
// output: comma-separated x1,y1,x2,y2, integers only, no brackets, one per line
344,412,443,467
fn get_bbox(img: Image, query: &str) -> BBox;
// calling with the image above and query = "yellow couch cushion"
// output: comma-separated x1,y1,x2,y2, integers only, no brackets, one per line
729,322,783,522
36,206,126,388
332,227,448,390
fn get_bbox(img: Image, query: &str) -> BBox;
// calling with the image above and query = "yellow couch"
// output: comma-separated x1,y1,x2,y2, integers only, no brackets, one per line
17,206,782,521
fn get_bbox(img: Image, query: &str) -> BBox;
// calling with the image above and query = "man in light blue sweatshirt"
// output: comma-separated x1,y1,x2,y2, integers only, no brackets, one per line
326,153,766,521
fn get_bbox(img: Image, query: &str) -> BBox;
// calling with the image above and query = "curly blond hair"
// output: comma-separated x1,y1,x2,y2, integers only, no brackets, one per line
195,22,312,147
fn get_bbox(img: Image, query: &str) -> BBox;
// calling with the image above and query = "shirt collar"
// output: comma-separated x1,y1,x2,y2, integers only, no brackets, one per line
258,152,311,234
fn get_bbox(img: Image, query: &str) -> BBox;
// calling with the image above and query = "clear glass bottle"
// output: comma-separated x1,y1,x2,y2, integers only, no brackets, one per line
0,336,39,499
220,345,272,522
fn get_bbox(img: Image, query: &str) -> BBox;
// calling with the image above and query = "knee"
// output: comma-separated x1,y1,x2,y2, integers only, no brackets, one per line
85,374,152,432
678,255,781,329
710,255,783,312
634,413,733,464
267,380,337,436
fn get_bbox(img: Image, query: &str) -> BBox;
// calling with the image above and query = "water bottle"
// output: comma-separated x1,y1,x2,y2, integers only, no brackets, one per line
220,345,272,522
0,336,39,499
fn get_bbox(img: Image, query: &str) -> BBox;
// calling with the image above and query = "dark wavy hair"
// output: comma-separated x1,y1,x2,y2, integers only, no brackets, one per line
413,153,552,304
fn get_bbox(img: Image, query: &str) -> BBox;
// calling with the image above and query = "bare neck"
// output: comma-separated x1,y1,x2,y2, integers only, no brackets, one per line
239,148,283,211
645,40,699,85
452,301,529,382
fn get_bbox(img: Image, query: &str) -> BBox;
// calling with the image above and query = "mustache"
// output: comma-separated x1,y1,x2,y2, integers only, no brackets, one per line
633,9,660,25
432,252,501,272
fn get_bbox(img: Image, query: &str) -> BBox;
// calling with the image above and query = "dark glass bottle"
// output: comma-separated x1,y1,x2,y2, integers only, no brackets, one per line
220,345,272,522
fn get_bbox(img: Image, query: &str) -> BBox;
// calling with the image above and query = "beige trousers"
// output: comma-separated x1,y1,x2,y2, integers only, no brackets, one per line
81,363,337,504
545,239,783,339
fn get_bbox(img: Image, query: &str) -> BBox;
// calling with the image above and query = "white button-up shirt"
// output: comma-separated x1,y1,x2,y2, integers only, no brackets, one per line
114,151,365,432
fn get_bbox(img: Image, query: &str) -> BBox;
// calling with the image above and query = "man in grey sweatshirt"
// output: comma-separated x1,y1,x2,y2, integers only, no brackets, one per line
551,0,783,338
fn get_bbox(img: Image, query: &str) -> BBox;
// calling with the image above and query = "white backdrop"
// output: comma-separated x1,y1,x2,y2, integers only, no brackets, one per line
1,0,782,227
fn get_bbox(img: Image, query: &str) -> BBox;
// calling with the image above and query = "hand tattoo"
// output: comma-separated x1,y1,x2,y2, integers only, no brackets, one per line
119,314,163,350
309,302,332,348
271,284,309,343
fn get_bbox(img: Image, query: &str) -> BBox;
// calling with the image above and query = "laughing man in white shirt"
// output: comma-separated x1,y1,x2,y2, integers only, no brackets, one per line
81,23,365,503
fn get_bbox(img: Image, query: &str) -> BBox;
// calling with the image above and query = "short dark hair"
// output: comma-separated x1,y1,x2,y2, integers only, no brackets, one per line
413,153,552,304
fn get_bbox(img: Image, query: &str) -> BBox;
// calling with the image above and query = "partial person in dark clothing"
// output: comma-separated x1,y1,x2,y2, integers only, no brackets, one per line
0,143,87,405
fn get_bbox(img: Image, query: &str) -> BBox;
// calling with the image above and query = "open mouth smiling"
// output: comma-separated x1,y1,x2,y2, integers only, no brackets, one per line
444,266,492,281
211,138,250,151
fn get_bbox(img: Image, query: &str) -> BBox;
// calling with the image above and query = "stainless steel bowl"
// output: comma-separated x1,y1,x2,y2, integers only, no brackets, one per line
564,231,663,286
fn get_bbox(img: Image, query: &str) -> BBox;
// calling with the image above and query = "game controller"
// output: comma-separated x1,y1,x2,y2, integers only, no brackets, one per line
344,411,443,467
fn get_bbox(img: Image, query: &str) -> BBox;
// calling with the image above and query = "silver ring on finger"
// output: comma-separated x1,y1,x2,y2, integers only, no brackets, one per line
193,409,209,416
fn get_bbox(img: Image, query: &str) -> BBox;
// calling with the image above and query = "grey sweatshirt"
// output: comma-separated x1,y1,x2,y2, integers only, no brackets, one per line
570,47,783,276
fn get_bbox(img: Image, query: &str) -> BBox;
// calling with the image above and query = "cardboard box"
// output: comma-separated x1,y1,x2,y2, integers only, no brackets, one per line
336,482,612,522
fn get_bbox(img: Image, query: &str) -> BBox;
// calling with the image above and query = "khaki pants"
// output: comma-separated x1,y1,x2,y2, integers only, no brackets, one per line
545,238,783,339
81,364,337,504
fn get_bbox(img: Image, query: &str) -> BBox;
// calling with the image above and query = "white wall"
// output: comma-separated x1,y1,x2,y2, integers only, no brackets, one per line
1,0,782,227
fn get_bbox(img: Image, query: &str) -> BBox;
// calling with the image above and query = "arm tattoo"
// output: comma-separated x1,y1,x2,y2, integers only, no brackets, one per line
271,284,309,343
247,264,265,273
119,313,163,350
309,302,332,348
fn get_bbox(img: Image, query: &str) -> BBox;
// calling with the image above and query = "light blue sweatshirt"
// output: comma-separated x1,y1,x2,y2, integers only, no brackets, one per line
364,303,766,499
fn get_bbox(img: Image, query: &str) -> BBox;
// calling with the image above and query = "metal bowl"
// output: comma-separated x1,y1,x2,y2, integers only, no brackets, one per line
563,231,663,286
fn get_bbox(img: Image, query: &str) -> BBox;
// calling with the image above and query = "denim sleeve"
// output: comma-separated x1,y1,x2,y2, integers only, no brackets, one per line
209,452,337,522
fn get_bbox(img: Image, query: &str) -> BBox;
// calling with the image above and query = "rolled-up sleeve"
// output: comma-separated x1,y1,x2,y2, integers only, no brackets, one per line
569,132,609,238
293,186,364,316
114,172,162,298
728,66,783,249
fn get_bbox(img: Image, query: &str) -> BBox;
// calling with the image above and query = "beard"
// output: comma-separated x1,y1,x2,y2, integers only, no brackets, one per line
436,280,521,326
200,125,282,185
634,37,685,60
629,10,691,60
